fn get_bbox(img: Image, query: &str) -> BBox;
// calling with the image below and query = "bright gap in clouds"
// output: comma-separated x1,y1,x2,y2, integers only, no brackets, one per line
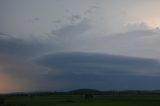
147,18,160,28
0,72,21,93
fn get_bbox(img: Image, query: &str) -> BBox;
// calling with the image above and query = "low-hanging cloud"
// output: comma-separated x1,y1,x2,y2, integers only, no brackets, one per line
35,52,160,90
36,52,160,76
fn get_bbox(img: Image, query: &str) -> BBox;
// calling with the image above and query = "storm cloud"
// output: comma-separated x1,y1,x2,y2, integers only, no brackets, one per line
1,0,160,93
34,52,160,90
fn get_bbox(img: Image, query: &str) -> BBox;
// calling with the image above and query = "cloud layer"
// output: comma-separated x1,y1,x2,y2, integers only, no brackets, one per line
1,0,160,93
1,23,160,92
35,52,160,90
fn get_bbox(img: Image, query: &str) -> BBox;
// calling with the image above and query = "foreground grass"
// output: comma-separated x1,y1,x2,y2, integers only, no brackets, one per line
2,95,160,106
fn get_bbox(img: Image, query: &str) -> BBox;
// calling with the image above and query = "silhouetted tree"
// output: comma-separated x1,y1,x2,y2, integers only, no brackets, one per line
84,94,93,100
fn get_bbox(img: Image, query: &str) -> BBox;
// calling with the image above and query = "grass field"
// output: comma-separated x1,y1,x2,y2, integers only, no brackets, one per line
1,95,160,106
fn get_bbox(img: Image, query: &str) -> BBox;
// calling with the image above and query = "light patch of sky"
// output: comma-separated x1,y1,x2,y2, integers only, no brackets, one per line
0,71,24,93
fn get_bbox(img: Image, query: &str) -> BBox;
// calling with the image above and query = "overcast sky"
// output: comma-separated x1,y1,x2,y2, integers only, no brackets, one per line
1,0,160,93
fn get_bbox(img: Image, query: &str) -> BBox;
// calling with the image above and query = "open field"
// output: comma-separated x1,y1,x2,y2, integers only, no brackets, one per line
1,95,160,106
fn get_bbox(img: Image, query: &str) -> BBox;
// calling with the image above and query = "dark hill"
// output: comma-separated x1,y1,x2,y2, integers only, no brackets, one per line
69,89,101,95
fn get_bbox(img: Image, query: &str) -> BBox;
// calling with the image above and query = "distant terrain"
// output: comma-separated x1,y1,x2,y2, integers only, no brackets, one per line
1,89,160,106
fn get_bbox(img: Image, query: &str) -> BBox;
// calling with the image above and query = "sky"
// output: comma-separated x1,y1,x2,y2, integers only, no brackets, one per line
1,0,160,93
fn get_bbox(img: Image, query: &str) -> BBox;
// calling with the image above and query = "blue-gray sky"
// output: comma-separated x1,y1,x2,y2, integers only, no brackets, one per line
1,0,160,93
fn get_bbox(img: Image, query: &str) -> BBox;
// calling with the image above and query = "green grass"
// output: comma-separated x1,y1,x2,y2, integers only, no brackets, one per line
2,95,160,106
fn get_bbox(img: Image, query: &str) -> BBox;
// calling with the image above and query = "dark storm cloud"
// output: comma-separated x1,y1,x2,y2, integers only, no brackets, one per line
36,52,160,75
34,52,160,90
0,36,38,56
0,34,59,57
56,75,160,90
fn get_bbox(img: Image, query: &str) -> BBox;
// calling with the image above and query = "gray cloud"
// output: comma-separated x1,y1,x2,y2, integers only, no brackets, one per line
29,17,40,23
2,0,160,92
0,32,8,36
36,52,160,76
105,29,160,58
68,15,81,24
0,33,62,58
0,36,39,57
75,28,160,59
52,19,90,37
126,22,150,31
48,27,160,59
33,17,40,21
33,52,160,90
1,27,160,91
48,18,91,50
0,18,90,58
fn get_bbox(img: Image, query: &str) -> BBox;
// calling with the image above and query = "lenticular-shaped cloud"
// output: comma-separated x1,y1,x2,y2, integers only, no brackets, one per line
36,52,160,76
35,52,160,90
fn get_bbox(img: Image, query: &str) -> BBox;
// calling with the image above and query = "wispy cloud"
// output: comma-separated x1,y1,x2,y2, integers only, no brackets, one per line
52,19,90,37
